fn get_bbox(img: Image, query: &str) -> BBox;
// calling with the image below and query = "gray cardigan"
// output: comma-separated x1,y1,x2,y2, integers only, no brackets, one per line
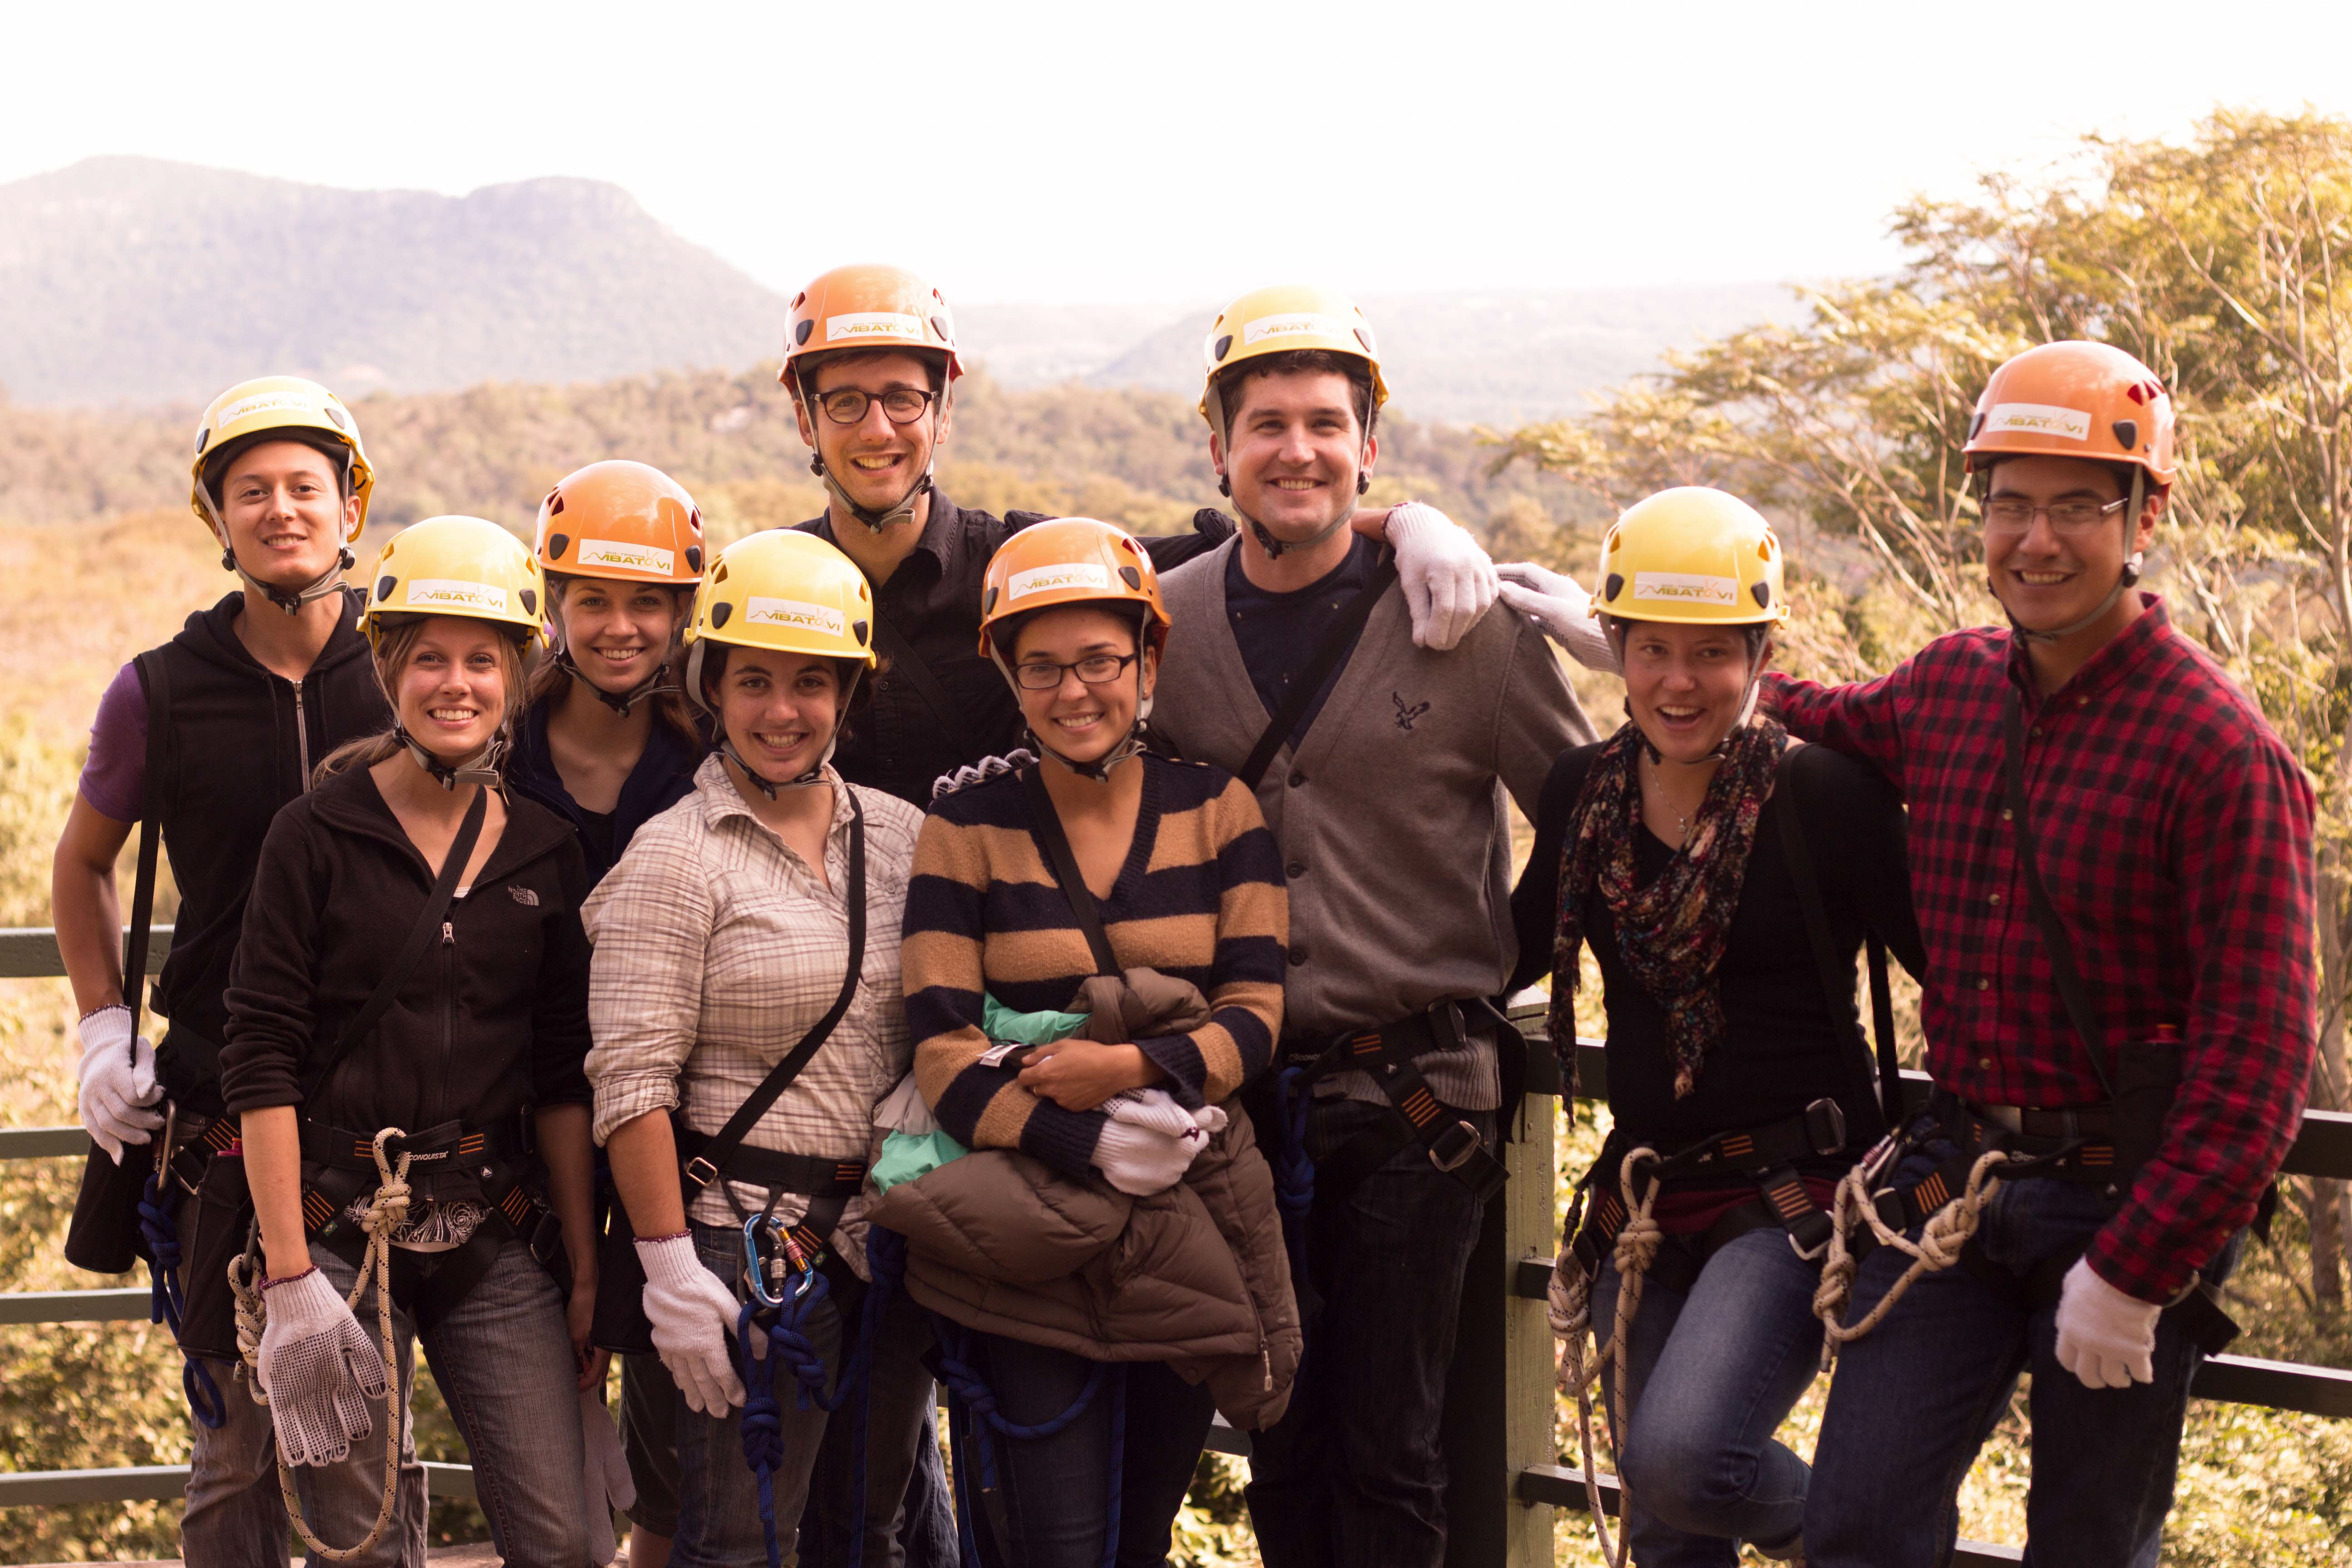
1153,538,1595,1108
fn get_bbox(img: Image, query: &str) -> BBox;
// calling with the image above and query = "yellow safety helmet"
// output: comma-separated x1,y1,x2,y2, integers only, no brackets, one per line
1592,487,1788,626
189,375,374,544
363,516,548,650
1199,284,1388,436
685,529,877,706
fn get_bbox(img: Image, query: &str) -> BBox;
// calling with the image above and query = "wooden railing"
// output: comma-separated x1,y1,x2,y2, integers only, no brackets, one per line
5,928,2348,1565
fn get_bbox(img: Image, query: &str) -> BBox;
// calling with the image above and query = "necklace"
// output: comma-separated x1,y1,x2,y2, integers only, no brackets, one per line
1642,761,1695,844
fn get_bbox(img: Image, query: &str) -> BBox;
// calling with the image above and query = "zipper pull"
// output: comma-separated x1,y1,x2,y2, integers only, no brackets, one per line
1260,1339,1273,1392
442,921,455,945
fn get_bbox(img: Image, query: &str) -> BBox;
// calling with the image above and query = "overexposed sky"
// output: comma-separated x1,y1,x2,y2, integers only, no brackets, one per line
5,0,2347,305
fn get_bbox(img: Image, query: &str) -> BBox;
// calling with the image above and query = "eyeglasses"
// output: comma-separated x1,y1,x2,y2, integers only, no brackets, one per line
1012,652,1140,691
1982,496,2130,534
816,387,936,426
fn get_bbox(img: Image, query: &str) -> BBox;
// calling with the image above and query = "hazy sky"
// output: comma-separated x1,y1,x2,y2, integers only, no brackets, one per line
7,0,2348,307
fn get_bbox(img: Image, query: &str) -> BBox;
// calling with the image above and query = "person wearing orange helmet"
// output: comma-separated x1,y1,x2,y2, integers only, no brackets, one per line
777,264,1502,811
1756,343,2316,1565
1148,285,1595,1568
49,376,398,1561
895,518,1292,1568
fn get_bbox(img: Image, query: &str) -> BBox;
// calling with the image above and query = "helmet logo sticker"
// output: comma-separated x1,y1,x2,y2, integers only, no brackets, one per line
577,539,675,576
825,311,924,343
407,578,508,613
214,390,313,426
1983,402,2091,441
1007,563,1110,601
1242,312,1350,347
1632,571,1737,606
746,596,848,636
547,532,570,560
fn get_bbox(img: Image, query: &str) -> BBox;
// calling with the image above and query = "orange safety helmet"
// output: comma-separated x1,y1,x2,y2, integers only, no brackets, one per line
1964,341,2176,486
978,518,1170,663
780,264,963,394
534,461,706,584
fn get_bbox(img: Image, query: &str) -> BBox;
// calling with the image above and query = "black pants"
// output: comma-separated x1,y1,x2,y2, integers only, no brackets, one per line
1244,1100,1494,1568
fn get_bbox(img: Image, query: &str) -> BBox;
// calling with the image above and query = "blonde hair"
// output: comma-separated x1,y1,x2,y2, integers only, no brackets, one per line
316,615,535,782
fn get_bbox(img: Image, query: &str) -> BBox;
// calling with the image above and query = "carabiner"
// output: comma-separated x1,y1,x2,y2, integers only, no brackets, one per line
741,1216,820,1310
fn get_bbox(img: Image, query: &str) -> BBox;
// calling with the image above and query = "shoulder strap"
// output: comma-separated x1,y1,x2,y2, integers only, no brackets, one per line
124,651,174,1036
1019,765,1121,978
1235,554,1401,792
869,611,985,764
2001,693,2118,1100
1774,745,1906,1137
683,793,868,1191
298,786,489,1105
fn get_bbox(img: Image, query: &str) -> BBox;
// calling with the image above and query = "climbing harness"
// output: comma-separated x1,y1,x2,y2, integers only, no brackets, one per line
229,1127,413,1561
734,1218,853,1568
137,1099,229,1427
932,1312,1127,1568
1548,1144,1662,1568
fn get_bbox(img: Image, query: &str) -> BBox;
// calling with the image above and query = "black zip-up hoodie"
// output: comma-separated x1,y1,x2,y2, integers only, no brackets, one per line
505,692,704,886
220,765,592,1205
146,589,390,1080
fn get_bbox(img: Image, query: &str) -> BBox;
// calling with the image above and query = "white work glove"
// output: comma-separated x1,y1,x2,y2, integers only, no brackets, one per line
2053,1257,2160,1389
76,1004,163,1164
637,1233,751,1416
255,1268,389,1466
578,1386,637,1564
1495,562,1621,674
1093,1090,1210,1196
1384,502,1499,652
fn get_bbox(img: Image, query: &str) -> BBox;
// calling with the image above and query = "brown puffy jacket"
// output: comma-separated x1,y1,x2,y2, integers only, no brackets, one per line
868,1107,1300,1431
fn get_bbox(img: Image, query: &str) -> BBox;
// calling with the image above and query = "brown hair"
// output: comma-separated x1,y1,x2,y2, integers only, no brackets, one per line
524,577,704,753
1212,348,1378,441
697,644,877,733
315,616,535,783
201,430,357,511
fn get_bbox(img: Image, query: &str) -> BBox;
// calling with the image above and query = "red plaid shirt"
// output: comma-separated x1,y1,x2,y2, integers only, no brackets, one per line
1768,598,2316,1302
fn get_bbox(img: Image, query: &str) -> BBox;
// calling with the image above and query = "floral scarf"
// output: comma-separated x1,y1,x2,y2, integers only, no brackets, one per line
1548,716,1786,1098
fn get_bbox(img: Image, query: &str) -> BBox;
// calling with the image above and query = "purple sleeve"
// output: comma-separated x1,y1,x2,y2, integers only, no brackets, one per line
78,662,149,823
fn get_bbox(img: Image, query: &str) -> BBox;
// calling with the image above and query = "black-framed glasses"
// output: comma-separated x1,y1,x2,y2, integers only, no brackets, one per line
1013,652,1141,691
1981,495,2130,534
817,387,936,426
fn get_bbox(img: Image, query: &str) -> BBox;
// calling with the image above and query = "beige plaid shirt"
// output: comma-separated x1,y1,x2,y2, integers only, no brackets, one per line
583,754,922,1269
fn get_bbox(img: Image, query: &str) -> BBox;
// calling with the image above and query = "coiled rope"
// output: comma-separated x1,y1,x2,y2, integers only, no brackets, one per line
230,1126,413,1560
136,1168,226,1428
1548,1145,1660,1568
931,1314,1124,1568
1812,1148,2012,1365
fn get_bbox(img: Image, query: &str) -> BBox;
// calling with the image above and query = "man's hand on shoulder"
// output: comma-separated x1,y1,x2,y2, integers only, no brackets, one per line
1383,502,1499,651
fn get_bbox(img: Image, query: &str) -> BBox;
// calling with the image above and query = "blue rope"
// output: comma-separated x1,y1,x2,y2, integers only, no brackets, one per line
137,1171,224,1429
1273,1065,1316,1281
931,1313,1119,1567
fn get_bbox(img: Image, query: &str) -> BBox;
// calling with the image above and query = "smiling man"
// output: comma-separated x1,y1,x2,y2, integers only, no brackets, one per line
50,376,397,1559
1767,341,2317,1565
1146,285,1594,1568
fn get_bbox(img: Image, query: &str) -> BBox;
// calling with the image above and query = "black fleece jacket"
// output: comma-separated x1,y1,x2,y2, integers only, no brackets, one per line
220,765,593,1199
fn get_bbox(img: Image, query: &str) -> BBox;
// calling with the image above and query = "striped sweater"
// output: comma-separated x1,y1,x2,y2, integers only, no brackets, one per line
903,753,1288,1180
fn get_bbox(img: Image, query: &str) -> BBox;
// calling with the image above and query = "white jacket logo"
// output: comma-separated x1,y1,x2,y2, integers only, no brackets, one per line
1632,571,1738,606
1984,402,2092,442
745,596,846,636
1006,563,1111,601
405,578,507,613
578,539,675,576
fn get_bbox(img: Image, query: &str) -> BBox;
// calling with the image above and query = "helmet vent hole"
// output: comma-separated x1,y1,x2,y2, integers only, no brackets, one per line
376,574,397,603
688,507,704,534
1355,328,1375,353
931,315,952,342
520,588,538,615
795,320,815,345
686,546,703,573
1119,566,1142,590
546,492,565,516
710,601,734,629
982,585,998,614
1968,412,1986,441
1213,334,1234,363
2112,419,2139,451
195,427,211,455
1751,582,1771,609
713,562,729,584
548,533,569,559
853,619,870,646
792,292,806,309
1605,573,1625,603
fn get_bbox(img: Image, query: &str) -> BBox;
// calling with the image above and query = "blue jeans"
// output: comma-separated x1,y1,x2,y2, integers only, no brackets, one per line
1245,1101,1493,1568
1588,1224,1823,1566
796,1270,958,1568
284,1235,585,1568
1806,1135,2234,1568
948,1330,1217,1568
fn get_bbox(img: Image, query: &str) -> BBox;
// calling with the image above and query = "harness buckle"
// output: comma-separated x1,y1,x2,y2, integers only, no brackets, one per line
683,1156,721,1191
1427,1119,1485,1175
1802,1096,1848,1157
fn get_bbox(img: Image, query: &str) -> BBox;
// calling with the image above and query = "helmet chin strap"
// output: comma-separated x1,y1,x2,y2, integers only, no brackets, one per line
1611,621,1769,767
553,637,680,716
816,460,933,534
399,728,505,790
222,544,355,616
1995,469,2147,647
712,662,861,799
992,652,1153,784
1217,413,1372,560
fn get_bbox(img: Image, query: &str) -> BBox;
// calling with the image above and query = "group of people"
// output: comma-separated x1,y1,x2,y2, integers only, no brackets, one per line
49,264,2316,1568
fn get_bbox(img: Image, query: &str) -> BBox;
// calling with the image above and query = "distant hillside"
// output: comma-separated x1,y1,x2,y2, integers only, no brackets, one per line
0,157,794,407
1088,286,1801,426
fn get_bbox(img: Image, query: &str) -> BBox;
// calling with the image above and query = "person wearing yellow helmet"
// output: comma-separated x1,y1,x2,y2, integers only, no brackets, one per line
585,529,935,1568
49,374,397,1559
778,264,1502,813
220,514,604,1565
1149,284,1595,1568
1503,488,1924,1568
1760,344,2316,1568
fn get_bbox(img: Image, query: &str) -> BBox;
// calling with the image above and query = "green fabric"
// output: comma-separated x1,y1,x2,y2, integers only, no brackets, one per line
871,995,1093,1193
983,994,1091,1046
